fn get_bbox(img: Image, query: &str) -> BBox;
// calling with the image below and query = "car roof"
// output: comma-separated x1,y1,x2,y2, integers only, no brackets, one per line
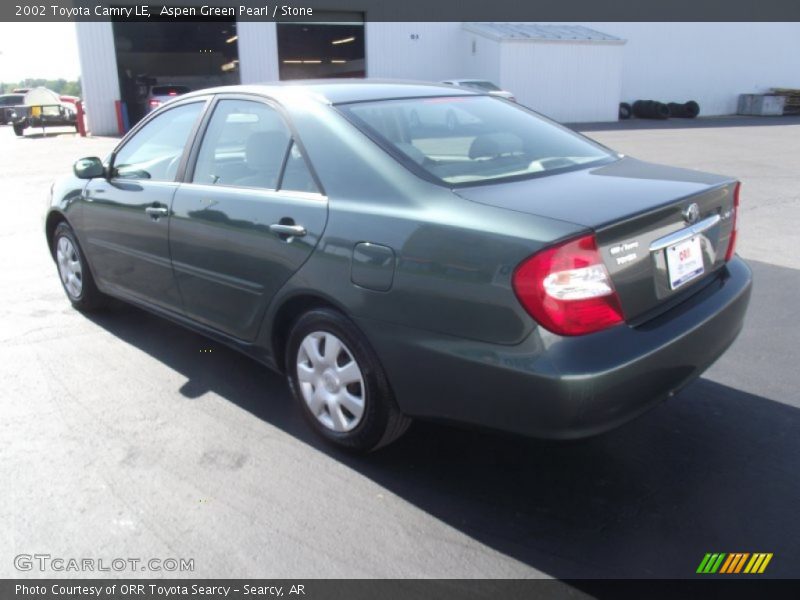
179,79,483,105
445,79,492,84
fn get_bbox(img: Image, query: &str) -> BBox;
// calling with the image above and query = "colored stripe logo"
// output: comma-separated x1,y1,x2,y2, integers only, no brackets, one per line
697,552,773,574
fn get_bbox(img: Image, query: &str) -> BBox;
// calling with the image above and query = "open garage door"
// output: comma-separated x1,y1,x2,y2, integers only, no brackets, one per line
112,20,240,127
277,14,365,80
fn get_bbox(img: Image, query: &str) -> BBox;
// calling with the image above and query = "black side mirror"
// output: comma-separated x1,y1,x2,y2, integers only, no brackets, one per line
74,157,104,179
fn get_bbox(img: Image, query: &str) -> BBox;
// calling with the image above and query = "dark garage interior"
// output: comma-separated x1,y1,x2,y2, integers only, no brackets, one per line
112,20,240,126
277,19,365,80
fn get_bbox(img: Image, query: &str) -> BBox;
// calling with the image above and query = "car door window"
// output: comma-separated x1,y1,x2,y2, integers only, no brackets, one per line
112,102,204,181
192,99,317,193
279,141,319,193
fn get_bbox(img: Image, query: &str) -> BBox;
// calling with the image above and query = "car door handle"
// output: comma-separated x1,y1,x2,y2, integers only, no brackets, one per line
145,206,169,219
269,223,307,237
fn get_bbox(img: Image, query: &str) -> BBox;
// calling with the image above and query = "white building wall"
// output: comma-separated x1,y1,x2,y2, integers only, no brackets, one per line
568,22,800,116
365,22,465,79
75,21,800,133
75,22,120,136
237,22,279,84
460,32,502,83
498,40,624,122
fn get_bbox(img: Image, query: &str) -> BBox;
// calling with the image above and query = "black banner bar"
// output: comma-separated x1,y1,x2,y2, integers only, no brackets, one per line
3,0,800,22
3,579,800,600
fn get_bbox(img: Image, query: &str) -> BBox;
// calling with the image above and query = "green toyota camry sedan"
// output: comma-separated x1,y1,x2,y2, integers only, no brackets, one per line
46,81,752,451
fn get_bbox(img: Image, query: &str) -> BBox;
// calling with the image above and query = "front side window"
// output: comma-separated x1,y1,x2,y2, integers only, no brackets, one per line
192,99,292,190
339,96,615,186
113,102,203,181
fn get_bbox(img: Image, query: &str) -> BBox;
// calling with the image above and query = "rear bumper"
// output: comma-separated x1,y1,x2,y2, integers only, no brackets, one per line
356,257,752,439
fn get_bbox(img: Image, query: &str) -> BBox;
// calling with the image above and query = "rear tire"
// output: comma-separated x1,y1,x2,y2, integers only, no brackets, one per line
12,122,25,136
52,222,106,311
285,308,411,452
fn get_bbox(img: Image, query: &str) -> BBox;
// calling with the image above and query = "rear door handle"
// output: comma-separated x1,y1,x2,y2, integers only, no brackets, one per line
145,206,169,219
269,223,307,237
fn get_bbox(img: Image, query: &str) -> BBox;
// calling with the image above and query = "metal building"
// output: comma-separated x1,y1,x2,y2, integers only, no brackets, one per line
75,20,800,135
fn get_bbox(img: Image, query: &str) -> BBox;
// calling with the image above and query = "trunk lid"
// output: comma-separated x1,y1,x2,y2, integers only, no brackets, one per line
455,157,738,323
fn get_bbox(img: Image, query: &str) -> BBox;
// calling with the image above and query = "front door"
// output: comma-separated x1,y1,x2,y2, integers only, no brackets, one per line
81,101,206,311
169,97,328,340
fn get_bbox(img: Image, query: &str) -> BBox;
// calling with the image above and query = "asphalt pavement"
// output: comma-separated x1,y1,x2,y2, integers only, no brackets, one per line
1,116,799,580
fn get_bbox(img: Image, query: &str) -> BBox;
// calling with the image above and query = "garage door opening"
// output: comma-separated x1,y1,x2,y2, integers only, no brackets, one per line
278,16,365,80
112,20,240,127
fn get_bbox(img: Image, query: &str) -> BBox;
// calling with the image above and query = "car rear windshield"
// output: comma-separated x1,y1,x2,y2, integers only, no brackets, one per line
151,86,189,96
338,96,615,186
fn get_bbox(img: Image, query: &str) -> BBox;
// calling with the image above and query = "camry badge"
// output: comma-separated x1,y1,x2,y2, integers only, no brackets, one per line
683,203,701,224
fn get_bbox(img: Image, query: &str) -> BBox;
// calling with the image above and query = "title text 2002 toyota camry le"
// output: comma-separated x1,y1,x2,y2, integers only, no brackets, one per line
46,81,752,451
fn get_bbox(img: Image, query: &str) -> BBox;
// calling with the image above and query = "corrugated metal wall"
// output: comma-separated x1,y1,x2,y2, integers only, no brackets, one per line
75,22,120,136
566,22,800,116
461,31,502,84
237,22,279,84
76,21,800,132
365,22,465,80
368,23,624,122
370,21,800,121
499,40,624,122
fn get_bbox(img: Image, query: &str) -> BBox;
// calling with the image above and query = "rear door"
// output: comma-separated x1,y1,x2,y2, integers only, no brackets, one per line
81,99,207,311
169,96,328,340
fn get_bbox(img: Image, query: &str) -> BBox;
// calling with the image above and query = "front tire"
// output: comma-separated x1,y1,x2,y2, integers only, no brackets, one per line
12,122,26,136
286,308,411,452
52,222,105,310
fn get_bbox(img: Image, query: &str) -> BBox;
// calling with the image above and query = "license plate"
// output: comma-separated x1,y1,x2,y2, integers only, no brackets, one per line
666,236,704,289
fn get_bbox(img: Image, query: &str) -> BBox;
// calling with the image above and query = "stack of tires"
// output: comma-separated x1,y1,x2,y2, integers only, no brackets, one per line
619,100,700,120
666,101,700,118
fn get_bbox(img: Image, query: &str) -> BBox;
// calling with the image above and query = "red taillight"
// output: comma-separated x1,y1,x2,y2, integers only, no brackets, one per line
724,182,740,262
149,99,161,108
512,233,625,336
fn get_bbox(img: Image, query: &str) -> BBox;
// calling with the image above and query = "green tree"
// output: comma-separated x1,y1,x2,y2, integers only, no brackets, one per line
3,78,82,97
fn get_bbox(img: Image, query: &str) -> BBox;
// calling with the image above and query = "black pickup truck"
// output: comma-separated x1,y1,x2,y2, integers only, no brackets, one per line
0,94,25,125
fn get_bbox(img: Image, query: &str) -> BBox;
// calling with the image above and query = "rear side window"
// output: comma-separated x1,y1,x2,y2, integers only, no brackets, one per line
192,99,318,193
280,141,318,193
338,96,614,186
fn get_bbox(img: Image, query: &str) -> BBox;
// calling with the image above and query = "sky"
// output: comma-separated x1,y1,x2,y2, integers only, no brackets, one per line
0,23,81,82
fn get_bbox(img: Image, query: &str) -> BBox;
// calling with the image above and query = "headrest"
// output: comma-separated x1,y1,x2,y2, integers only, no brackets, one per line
468,133,523,159
468,134,501,159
